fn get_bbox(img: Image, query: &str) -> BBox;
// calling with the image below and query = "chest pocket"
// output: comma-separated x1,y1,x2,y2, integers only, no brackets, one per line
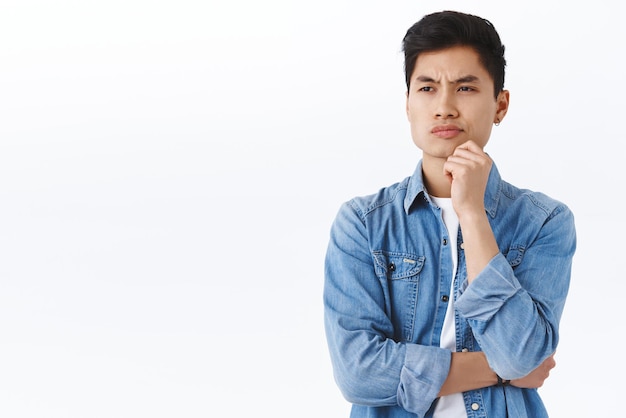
372,251,425,280
372,251,425,342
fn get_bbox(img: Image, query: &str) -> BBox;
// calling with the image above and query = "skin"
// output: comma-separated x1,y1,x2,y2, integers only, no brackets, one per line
405,45,555,395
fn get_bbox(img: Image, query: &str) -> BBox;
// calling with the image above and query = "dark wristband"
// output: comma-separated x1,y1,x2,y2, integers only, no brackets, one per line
497,375,510,386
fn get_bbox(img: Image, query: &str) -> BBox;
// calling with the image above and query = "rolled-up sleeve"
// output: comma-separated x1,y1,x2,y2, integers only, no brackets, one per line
397,345,450,416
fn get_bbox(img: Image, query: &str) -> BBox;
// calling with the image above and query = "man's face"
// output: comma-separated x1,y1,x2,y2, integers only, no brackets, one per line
405,45,509,161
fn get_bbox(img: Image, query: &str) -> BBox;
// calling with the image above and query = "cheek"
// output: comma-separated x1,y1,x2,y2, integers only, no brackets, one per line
474,122,495,146
407,103,426,123
469,105,497,128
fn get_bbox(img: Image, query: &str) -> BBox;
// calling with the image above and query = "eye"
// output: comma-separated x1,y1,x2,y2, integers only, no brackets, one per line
458,86,474,92
418,86,434,92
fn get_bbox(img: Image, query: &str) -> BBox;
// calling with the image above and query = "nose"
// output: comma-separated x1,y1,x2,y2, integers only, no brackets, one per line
435,90,458,119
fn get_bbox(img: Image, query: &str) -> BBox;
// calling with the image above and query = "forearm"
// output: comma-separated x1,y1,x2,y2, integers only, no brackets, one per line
458,210,499,283
438,351,497,396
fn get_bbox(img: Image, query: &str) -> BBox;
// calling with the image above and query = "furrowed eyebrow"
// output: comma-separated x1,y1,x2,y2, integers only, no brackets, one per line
415,75,435,83
455,75,479,84
414,75,480,84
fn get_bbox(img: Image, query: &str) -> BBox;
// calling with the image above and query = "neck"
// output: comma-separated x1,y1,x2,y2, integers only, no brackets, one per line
422,157,451,198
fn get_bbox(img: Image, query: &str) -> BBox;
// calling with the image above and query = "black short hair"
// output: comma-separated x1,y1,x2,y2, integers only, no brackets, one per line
402,10,506,98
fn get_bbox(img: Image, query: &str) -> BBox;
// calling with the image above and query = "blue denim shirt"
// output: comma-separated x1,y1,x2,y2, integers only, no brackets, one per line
323,160,576,418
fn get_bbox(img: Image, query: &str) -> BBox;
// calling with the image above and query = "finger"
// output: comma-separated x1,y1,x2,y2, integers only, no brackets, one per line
445,155,472,165
442,159,466,177
452,144,486,161
456,140,479,152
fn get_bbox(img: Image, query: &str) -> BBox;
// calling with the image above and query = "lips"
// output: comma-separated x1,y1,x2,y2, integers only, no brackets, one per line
431,125,463,139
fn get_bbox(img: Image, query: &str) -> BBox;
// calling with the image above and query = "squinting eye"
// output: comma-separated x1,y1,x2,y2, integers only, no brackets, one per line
458,86,474,92
419,86,433,92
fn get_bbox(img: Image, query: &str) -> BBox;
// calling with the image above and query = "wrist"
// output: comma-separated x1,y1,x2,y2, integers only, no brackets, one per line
496,374,510,386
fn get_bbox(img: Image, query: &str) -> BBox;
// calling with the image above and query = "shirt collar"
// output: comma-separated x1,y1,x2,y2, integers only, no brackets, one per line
404,159,503,217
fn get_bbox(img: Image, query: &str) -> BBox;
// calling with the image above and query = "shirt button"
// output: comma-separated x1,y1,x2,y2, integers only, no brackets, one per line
441,295,449,302
460,242,465,249
461,348,468,352
471,403,480,411
443,238,448,245
388,263,396,272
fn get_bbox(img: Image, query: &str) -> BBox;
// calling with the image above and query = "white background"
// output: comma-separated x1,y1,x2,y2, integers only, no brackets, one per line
0,1,623,417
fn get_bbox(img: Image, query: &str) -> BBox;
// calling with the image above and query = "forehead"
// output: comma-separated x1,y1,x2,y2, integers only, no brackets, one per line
413,45,490,80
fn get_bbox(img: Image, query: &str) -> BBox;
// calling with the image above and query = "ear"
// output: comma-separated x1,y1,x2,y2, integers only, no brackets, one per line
405,91,410,121
494,90,510,123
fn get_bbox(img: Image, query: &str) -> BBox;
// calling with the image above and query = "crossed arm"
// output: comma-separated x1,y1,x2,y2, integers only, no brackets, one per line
438,351,556,397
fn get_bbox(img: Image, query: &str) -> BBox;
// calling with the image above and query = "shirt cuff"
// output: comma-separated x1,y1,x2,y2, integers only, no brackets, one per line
397,344,450,416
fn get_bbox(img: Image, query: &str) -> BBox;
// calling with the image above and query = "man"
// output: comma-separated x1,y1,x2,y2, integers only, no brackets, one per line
323,10,576,418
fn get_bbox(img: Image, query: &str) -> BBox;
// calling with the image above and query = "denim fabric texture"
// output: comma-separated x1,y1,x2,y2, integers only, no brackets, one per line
324,160,576,418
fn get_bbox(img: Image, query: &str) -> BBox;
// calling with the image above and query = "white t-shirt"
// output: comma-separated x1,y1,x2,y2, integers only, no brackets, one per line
430,196,466,417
